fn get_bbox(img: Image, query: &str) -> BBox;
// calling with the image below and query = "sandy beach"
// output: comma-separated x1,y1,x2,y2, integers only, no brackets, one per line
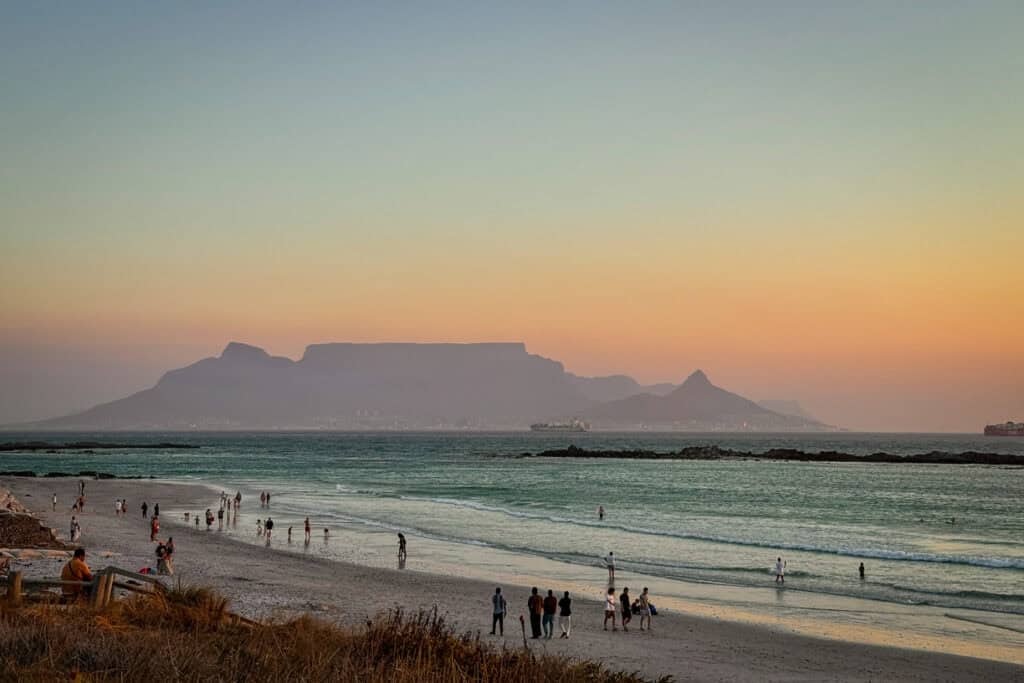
4,476,1023,683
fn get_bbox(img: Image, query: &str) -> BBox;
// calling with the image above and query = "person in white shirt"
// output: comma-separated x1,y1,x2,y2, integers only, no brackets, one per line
490,587,507,636
604,551,616,585
775,557,786,583
604,587,618,631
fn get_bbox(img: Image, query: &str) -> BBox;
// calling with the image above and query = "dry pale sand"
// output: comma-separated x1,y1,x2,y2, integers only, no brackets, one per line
3,476,1022,683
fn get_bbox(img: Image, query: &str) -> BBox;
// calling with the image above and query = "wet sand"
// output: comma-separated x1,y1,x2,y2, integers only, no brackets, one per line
4,476,1023,682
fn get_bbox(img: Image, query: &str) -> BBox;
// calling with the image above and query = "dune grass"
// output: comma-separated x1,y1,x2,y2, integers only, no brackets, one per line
0,585,666,682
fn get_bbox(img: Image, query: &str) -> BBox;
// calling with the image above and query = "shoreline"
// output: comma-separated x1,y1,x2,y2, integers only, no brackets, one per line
4,476,1023,681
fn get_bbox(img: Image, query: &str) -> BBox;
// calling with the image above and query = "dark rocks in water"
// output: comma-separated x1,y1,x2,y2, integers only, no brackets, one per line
533,444,1024,466
0,441,200,452
1,471,37,478
3,471,139,479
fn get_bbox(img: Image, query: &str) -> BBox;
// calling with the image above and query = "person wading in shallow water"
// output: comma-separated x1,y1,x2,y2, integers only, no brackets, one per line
397,533,407,561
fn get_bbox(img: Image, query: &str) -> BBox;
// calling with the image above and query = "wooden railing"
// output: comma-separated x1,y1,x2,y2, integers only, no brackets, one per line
3,566,167,608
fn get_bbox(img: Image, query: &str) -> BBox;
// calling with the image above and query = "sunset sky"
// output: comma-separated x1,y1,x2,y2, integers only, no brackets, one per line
2,2,1022,430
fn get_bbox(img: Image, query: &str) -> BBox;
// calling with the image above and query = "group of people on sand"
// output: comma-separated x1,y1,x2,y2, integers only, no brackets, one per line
113,498,128,516
603,585,653,632
524,587,575,639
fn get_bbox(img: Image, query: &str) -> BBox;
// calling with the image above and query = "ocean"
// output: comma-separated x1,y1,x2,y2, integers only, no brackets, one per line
4,431,1024,622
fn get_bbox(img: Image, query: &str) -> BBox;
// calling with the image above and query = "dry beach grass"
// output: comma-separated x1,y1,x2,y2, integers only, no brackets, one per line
0,585,660,682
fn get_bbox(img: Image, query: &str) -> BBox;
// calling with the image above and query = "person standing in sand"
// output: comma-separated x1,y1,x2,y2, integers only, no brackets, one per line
288,526,293,543
638,587,652,631
260,491,266,508
52,493,57,511
558,591,572,638
604,551,616,585
543,589,557,639
490,587,506,636
217,506,224,529
527,587,543,639
256,519,263,537
265,517,274,541
775,557,785,584
150,515,159,542
859,562,865,579
397,533,407,561
619,587,632,631
304,517,311,544
141,501,148,518
604,587,617,631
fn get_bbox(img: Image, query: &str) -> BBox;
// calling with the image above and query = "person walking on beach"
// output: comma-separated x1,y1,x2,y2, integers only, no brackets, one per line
619,587,632,631
78,479,85,497
859,562,865,579
775,557,786,584
397,533,407,561
114,499,121,516
304,517,311,544
217,506,224,529
558,591,572,638
604,587,617,631
638,587,652,631
604,551,616,585
153,503,159,518
260,491,266,508
527,587,543,639
150,515,159,542
235,491,242,508
265,517,274,541
257,519,263,537
141,501,148,518
266,491,271,506
288,526,293,542
543,589,557,639
204,509,214,530
490,587,507,635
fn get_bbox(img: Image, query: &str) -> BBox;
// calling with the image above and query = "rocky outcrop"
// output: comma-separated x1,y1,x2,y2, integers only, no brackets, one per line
528,444,1024,465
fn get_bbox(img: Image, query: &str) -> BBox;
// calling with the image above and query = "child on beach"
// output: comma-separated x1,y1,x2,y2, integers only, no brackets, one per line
257,519,263,536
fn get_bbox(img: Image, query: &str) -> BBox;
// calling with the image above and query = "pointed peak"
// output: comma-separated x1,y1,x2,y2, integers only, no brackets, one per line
682,369,711,386
220,342,270,360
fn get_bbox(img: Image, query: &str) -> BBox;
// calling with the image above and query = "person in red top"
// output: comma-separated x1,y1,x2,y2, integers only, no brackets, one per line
542,589,558,639
150,515,159,542
527,587,543,639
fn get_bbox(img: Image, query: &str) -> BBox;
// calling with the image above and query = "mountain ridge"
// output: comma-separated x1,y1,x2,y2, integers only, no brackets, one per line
15,341,832,431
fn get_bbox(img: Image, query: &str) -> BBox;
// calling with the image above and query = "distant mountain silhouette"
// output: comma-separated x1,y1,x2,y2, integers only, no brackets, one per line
587,370,829,430
31,342,587,430
567,373,676,403
21,343,833,431
757,399,819,423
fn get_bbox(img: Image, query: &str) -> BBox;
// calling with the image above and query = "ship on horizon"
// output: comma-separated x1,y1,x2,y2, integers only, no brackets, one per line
530,418,590,433
984,421,1024,436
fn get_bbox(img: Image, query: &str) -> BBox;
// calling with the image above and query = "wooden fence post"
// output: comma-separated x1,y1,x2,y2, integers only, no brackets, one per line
7,571,22,606
92,574,109,608
104,570,115,605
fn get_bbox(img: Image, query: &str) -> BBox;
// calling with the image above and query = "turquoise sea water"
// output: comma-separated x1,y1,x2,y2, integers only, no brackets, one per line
4,431,1024,617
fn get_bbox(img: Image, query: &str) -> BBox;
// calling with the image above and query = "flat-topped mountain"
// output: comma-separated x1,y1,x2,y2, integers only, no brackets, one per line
21,342,832,431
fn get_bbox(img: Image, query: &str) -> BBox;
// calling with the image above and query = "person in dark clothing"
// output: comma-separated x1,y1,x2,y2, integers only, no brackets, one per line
558,591,572,638
153,503,160,518
527,587,543,639
859,562,865,579
141,501,148,518
619,587,632,631
490,587,506,636
542,590,558,639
